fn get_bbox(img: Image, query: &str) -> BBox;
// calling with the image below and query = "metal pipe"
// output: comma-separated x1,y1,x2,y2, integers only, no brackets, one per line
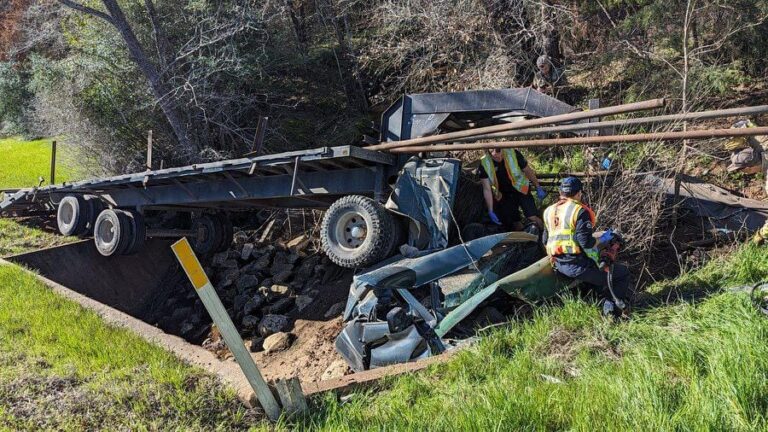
366,98,666,151
389,126,768,153
452,105,768,143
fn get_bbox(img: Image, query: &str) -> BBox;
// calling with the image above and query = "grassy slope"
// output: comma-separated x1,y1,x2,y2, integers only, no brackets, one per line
303,246,768,431
0,137,78,256
0,137,72,189
0,264,263,430
0,140,267,429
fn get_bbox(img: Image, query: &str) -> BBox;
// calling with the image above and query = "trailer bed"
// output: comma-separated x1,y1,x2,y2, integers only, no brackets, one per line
1,145,397,214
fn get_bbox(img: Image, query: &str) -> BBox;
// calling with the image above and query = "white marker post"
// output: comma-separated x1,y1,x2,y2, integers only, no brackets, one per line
171,238,282,421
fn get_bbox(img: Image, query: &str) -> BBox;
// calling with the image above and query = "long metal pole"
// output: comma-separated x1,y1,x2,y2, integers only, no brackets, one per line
389,126,768,153
451,105,768,143
366,98,666,151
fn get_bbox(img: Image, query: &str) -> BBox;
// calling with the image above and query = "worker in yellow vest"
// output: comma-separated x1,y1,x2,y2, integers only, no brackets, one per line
724,119,768,245
477,147,546,230
542,177,633,314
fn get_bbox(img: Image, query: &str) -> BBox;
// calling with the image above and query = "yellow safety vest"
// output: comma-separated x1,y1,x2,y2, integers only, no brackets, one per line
543,198,597,258
480,150,530,201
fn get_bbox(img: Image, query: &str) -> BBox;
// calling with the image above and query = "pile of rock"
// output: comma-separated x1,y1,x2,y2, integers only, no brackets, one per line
199,234,341,354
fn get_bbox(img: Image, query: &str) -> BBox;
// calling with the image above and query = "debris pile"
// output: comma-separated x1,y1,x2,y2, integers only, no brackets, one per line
147,231,351,358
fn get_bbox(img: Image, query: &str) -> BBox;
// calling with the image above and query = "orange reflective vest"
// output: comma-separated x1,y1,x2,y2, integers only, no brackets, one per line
480,150,530,201
543,198,597,257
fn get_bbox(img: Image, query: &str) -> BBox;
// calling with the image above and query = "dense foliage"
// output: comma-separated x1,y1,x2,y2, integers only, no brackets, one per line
0,0,767,173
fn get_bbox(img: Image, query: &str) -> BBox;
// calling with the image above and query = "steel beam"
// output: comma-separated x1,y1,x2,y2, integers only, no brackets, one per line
99,167,380,208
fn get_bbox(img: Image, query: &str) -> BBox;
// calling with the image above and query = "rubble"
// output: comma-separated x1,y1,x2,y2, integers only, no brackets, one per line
263,332,293,354
240,243,255,260
321,359,349,380
295,295,314,312
265,298,294,314
258,314,290,336
324,302,345,319
235,274,259,291
242,315,260,330
249,336,265,353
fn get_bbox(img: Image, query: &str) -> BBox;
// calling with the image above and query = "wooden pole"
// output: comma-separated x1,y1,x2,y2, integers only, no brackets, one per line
50,140,57,185
171,238,282,421
366,98,666,151
147,130,153,171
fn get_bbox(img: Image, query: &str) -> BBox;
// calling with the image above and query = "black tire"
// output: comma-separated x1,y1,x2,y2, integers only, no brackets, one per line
93,209,133,257
213,213,234,253
385,213,407,257
321,195,393,269
57,195,87,237
79,195,105,238
123,210,146,255
191,214,222,255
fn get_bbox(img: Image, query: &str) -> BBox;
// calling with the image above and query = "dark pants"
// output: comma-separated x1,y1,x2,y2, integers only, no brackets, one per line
570,263,633,302
496,191,538,229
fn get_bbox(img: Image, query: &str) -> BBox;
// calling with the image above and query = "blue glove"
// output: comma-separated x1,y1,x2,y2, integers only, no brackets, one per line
601,158,613,170
488,210,502,225
536,186,547,200
599,228,615,244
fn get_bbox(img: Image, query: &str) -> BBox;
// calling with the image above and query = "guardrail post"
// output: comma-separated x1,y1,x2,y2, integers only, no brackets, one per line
171,238,282,421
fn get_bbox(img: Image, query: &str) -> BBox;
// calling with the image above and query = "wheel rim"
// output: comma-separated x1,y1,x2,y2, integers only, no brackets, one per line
96,216,117,250
60,201,75,226
335,212,368,250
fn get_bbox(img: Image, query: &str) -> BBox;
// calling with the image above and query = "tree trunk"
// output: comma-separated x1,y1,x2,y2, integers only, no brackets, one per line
59,0,196,158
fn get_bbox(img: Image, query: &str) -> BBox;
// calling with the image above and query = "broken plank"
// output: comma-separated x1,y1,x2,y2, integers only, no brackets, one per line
302,350,461,397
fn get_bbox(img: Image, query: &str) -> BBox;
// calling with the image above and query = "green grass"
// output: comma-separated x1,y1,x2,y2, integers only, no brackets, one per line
0,264,265,430
300,245,768,431
0,136,80,257
0,136,74,189
0,219,73,257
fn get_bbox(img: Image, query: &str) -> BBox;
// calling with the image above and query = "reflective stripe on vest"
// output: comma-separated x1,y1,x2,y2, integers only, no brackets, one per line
480,150,531,200
543,198,596,257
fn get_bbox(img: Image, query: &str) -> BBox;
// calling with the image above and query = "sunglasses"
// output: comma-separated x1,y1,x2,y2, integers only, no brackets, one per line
490,149,502,154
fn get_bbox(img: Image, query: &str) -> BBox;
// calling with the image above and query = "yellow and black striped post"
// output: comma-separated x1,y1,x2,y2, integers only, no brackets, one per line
171,238,282,421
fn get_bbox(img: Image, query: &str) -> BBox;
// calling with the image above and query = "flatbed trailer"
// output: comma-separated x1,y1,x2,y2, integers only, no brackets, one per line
1,145,397,213
0,88,583,267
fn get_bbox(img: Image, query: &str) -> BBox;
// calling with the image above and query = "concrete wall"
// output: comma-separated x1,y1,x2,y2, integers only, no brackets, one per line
6,239,176,318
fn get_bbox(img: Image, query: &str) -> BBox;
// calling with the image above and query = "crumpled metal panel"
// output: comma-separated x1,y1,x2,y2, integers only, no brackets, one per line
435,257,565,337
387,157,461,250
369,325,428,369
343,232,512,320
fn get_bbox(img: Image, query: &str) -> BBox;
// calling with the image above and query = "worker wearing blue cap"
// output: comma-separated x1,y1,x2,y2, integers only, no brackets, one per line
542,177,633,313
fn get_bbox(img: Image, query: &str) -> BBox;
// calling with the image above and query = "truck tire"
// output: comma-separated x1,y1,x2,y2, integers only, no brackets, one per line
122,210,146,255
321,195,393,268
385,213,407,257
191,214,222,255
93,209,134,257
80,195,105,238
213,213,233,253
57,195,87,237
